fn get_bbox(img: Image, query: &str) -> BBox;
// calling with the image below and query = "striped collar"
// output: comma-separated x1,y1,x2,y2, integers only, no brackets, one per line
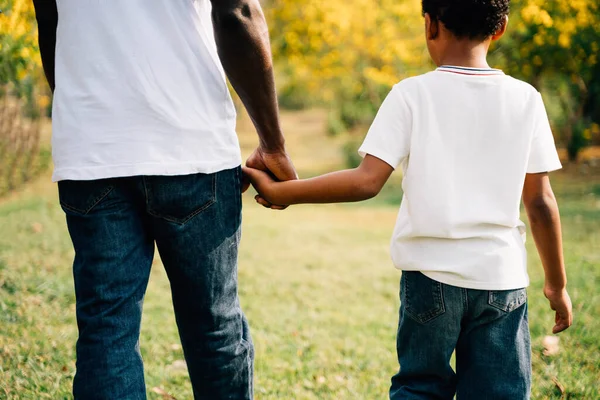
436,65,505,76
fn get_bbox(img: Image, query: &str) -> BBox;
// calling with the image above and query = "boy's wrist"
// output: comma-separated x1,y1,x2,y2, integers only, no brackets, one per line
544,283,567,294
269,183,289,206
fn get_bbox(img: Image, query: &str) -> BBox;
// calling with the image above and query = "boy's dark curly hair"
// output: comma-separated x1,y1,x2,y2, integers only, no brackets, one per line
422,0,510,39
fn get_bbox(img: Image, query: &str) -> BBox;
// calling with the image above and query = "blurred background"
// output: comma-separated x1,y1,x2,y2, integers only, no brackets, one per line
0,0,598,399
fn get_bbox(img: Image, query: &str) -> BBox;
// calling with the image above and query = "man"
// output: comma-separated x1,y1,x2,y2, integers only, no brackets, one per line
32,0,296,398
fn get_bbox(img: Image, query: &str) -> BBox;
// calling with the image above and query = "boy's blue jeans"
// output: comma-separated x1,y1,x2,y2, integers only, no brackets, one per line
58,167,253,400
391,271,531,400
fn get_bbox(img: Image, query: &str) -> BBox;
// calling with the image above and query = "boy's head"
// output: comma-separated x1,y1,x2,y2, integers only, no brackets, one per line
422,0,510,65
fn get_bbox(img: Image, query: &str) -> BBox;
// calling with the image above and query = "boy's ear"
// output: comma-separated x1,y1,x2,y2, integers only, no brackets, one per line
424,13,439,40
492,15,508,41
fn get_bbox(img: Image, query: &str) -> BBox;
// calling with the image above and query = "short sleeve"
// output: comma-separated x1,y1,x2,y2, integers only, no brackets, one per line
358,85,412,169
527,93,562,173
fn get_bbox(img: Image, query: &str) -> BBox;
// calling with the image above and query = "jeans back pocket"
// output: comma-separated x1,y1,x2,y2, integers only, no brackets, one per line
488,288,527,312
144,173,216,225
401,271,446,324
58,179,115,215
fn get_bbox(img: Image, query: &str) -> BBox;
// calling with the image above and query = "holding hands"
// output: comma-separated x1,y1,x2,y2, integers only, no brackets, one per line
243,146,296,209
243,164,285,207
245,153,394,208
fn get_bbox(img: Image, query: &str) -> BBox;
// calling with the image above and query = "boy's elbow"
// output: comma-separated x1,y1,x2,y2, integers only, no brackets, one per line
357,176,383,201
364,184,381,200
525,193,558,225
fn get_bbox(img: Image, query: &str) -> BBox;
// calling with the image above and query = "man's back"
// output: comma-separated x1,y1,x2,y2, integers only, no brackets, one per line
52,0,240,181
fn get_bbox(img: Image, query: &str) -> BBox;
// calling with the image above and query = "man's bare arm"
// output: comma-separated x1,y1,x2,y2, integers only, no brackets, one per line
210,0,282,151
210,0,296,182
32,0,58,92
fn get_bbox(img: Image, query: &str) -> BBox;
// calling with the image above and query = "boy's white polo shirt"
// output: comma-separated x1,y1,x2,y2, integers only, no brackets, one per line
359,66,562,290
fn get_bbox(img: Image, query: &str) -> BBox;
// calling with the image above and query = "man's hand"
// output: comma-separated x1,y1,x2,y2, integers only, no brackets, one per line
544,287,573,334
242,146,297,209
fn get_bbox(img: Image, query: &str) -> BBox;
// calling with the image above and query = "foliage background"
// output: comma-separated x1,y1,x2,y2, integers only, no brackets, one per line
0,0,50,196
0,1,598,399
268,0,600,161
2,0,599,171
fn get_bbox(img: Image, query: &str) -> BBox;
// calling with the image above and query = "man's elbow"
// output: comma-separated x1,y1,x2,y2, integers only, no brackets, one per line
33,0,58,23
211,1,255,29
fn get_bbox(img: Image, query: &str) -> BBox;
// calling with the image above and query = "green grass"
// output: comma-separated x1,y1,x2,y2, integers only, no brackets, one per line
1,110,599,399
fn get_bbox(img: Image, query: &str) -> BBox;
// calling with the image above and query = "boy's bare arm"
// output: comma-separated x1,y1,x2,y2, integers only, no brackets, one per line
523,172,573,333
244,154,394,205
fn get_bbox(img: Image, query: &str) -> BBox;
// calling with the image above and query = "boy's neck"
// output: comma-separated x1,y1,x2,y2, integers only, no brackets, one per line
436,39,492,69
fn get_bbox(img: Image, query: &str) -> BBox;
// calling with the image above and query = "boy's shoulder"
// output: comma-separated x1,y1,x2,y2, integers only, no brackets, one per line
391,73,427,91
496,74,540,94
392,70,541,100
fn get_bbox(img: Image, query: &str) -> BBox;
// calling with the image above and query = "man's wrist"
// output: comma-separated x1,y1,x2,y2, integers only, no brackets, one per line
259,137,286,153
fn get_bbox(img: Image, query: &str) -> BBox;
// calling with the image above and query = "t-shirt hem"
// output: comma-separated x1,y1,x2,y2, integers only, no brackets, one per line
52,158,242,182
526,161,562,174
358,146,399,169
401,269,530,291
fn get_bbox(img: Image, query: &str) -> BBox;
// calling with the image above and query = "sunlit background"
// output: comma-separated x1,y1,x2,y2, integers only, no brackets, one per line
1,0,598,398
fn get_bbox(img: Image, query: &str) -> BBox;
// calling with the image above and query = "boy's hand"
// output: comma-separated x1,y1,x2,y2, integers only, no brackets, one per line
242,147,297,210
543,287,573,334
243,166,287,207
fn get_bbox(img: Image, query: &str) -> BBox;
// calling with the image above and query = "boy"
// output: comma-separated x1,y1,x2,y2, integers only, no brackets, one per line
245,0,572,398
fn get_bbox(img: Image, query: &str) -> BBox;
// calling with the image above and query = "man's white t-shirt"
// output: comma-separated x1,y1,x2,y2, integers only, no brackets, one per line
51,0,241,182
359,66,562,290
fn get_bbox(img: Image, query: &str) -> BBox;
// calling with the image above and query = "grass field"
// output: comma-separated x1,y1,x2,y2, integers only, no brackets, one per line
0,110,599,399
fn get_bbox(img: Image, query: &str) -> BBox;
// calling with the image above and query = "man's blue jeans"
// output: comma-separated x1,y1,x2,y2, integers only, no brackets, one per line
390,271,531,400
58,167,253,400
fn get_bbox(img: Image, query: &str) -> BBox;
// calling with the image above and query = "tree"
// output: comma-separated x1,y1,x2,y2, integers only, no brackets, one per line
0,0,49,195
267,0,427,133
495,0,600,160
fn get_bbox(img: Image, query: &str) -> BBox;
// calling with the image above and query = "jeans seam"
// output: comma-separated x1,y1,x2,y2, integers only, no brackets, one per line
213,170,218,208
235,167,242,227
142,176,149,210
437,283,446,320
239,335,253,398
